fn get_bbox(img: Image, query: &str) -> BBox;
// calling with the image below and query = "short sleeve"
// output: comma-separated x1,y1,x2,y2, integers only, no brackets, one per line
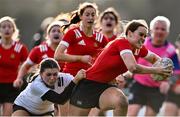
31,78,50,97
116,39,132,55
20,44,29,62
139,45,148,57
59,73,74,86
28,47,39,64
60,29,76,47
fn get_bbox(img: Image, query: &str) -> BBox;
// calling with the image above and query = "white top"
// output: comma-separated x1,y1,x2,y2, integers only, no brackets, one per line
14,73,73,114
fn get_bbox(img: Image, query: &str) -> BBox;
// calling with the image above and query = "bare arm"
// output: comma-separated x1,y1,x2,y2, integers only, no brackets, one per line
72,69,86,84
54,43,92,64
13,62,33,88
144,50,161,64
120,51,161,77
122,71,133,78
121,52,171,76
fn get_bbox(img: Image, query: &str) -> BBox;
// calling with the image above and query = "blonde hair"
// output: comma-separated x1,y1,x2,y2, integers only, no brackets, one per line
150,16,170,32
0,16,19,41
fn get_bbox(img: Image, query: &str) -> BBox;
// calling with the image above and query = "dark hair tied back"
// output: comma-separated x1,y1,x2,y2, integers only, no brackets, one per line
62,11,81,31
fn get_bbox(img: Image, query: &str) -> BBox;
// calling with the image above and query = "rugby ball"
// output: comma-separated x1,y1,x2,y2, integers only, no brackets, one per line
151,58,174,81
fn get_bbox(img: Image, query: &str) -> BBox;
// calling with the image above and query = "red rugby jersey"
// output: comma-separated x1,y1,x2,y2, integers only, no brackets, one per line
60,27,108,76
86,38,148,83
107,34,117,42
27,43,64,70
0,41,28,83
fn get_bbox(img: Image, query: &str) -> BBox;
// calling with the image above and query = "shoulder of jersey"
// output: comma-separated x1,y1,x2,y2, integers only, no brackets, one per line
72,28,83,38
114,37,127,43
38,44,48,53
58,72,72,78
167,42,176,54
72,28,104,43
14,41,25,53
94,31,104,43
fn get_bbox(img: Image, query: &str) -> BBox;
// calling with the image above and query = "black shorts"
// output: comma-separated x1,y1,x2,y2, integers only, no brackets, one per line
13,104,54,116
0,83,20,103
70,79,116,109
128,81,165,113
165,89,180,107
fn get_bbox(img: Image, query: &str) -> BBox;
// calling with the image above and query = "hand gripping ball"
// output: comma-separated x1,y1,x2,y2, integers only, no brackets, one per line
151,58,174,81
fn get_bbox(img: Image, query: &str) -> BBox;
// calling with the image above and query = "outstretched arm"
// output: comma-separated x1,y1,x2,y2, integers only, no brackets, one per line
121,51,171,76
54,43,92,64
41,69,86,104
13,61,33,88
41,81,76,104
144,50,161,64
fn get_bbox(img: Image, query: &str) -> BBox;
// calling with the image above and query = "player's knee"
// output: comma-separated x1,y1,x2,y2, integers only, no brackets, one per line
115,94,128,109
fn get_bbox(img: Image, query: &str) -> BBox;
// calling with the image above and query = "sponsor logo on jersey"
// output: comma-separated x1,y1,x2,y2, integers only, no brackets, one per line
78,40,86,45
42,54,48,59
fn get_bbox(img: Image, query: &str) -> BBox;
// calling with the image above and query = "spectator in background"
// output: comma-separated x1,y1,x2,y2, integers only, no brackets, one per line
0,16,28,116
31,17,54,47
162,34,180,116
127,16,180,116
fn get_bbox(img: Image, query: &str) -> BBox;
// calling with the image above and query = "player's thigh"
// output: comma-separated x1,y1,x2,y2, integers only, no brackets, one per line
58,101,69,116
99,87,128,111
12,109,29,116
164,102,178,116
69,104,91,116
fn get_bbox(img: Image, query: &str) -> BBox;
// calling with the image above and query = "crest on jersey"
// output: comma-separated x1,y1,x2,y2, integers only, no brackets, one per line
78,40,86,46
10,54,15,59
94,42,98,47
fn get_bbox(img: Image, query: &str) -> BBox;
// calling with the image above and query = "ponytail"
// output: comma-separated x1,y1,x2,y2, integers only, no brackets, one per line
62,11,81,31
26,69,39,83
